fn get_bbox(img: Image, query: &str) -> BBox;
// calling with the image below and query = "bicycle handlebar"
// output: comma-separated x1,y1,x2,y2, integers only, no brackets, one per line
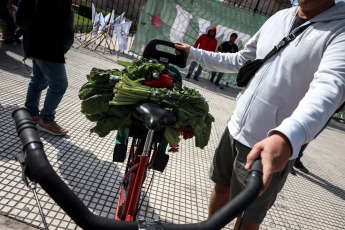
143,39,187,68
12,108,262,230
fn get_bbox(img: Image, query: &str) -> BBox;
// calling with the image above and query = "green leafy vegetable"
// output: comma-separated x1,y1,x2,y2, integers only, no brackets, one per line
79,82,115,100
81,94,113,115
119,59,166,81
164,127,181,147
79,59,214,149
86,68,122,85
90,115,132,137
110,73,151,105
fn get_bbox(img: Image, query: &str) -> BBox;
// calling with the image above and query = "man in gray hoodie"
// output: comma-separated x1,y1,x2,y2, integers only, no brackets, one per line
176,0,345,229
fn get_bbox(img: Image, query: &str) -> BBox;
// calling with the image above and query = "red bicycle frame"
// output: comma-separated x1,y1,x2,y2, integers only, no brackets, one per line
115,130,158,221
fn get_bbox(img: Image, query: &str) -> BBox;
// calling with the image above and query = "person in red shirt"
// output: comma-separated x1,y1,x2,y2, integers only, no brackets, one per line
186,27,217,81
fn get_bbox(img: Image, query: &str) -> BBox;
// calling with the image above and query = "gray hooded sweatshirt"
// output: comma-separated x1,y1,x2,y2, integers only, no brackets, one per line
188,2,345,159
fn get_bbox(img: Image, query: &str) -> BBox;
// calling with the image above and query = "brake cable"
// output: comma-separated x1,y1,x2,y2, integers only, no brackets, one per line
136,169,155,219
237,210,245,230
15,153,49,230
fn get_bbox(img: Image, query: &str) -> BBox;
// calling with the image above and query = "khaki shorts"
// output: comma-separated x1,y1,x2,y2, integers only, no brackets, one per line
209,128,294,224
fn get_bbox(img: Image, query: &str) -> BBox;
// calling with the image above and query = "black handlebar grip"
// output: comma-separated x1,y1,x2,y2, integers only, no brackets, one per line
250,158,263,173
143,39,187,68
12,108,43,151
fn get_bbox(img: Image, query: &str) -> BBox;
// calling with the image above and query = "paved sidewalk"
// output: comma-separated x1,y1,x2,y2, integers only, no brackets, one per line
1,40,345,230
0,215,37,230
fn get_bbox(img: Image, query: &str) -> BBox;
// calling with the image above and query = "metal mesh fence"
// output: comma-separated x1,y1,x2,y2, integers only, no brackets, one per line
72,0,345,121
220,0,292,16
72,0,292,35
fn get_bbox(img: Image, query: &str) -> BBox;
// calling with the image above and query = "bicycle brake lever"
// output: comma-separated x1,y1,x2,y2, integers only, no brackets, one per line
15,153,36,187
15,153,49,230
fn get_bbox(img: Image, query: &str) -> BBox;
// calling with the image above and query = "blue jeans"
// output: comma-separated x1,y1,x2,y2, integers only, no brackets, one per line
188,61,203,77
211,71,224,84
25,59,68,123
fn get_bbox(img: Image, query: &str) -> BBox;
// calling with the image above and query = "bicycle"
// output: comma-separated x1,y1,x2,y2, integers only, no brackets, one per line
113,40,188,221
12,39,263,230
114,102,178,222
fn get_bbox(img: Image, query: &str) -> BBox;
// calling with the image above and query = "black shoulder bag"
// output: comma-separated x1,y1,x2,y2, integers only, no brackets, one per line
236,23,313,87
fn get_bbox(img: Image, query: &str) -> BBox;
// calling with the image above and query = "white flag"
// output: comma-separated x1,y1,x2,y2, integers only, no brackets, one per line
109,10,115,25
93,12,101,36
115,21,132,52
92,3,96,23
108,10,115,40
103,13,111,27
120,17,126,24
112,12,125,26
97,13,105,34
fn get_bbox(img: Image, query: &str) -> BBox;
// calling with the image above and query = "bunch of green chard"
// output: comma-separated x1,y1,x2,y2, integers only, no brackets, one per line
79,59,214,149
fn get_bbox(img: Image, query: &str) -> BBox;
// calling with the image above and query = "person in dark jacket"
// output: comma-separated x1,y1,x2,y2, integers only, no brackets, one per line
185,27,217,81
16,0,74,135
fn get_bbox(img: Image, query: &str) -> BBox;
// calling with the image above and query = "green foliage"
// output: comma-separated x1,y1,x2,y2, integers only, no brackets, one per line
73,13,93,33
78,4,93,19
164,127,181,147
86,68,122,85
89,107,133,137
110,73,151,105
79,67,129,137
81,94,113,115
79,82,114,100
118,59,166,81
79,59,214,149
149,86,214,149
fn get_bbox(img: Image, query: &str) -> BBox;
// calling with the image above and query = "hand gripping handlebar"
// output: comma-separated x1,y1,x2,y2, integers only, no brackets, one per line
12,108,262,230
143,39,187,68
